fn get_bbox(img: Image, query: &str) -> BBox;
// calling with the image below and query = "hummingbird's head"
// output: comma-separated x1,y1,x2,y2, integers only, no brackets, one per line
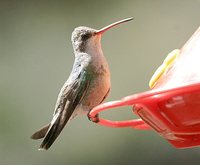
71,26,98,53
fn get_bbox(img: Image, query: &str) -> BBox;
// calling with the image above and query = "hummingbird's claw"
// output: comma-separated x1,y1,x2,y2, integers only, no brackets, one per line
87,113,99,123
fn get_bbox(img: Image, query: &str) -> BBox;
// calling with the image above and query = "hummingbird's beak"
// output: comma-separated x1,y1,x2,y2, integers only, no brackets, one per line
96,17,133,35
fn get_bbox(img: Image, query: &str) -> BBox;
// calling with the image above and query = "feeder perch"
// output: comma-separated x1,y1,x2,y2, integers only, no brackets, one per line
89,26,200,148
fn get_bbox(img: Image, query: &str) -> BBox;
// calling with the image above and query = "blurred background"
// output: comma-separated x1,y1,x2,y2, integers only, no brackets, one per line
1,0,200,164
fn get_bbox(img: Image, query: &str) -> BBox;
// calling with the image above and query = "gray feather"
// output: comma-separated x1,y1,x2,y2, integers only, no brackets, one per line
32,58,92,150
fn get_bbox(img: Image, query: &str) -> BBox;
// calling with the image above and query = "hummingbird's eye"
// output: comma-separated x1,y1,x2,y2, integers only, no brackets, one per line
81,33,91,41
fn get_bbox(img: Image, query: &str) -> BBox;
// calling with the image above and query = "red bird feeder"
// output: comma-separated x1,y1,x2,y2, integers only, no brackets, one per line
89,26,200,148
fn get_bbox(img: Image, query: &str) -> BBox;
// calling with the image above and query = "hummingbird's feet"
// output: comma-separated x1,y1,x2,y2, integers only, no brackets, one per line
87,113,99,123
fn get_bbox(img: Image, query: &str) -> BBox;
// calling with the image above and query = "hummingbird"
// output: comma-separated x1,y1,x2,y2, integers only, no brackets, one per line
31,17,133,150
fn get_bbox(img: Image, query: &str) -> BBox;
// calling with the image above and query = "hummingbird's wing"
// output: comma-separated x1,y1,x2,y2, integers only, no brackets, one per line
31,61,92,150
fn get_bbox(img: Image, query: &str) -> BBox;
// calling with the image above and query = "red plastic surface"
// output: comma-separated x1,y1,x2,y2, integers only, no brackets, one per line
90,83,200,148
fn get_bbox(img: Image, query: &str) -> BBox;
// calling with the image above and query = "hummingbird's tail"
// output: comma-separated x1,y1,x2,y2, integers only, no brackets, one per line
31,124,50,140
40,112,65,150
31,108,72,150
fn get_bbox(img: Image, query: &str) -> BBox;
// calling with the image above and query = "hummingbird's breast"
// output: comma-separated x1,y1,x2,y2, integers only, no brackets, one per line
82,52,111,111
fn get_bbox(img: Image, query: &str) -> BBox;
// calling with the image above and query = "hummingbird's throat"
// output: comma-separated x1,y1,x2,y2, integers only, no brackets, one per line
85,35,102,55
